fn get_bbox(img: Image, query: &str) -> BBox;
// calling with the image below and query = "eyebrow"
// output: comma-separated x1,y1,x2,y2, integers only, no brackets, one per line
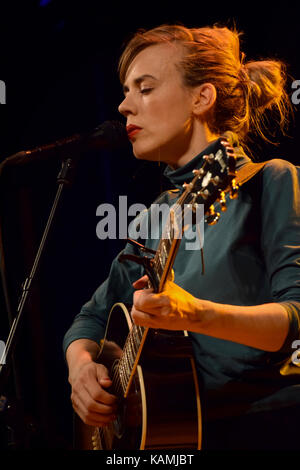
122,74,158,93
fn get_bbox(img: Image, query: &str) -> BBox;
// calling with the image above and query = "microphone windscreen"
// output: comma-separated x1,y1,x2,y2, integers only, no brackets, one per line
89,120,129,150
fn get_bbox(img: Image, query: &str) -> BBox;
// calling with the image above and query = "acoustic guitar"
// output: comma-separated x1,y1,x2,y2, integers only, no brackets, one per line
75,136,237,450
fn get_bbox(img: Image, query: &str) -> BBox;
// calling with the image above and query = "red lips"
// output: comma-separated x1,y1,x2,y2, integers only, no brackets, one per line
126,124,142,139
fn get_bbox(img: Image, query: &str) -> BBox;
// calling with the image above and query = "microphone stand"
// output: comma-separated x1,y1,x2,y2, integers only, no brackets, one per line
0,157,76,448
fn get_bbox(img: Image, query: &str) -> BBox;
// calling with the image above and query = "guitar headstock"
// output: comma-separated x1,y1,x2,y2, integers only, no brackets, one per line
181,136,238,225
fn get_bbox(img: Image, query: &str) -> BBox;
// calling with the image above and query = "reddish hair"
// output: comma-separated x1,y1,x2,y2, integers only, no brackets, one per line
118,24,292,147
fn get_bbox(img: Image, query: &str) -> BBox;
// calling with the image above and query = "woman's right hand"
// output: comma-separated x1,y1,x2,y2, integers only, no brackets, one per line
66,340,118,427
69,360,118,427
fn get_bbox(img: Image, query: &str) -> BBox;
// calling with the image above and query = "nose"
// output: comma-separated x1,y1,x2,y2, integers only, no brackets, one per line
118,94,136,117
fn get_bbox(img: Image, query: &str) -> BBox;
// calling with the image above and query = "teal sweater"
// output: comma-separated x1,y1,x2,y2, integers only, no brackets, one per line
63,139,300,420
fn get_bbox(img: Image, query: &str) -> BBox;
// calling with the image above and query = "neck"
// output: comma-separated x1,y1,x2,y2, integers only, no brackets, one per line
168,123,219,169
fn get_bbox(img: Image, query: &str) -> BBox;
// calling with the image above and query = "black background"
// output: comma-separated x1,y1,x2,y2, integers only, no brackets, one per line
0,0,299,450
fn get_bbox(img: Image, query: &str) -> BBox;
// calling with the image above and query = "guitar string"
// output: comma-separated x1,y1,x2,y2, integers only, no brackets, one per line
110,324,144,397
152,194,189,278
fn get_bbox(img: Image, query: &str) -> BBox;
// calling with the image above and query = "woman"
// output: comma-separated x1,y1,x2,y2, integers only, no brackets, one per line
63,24,300,450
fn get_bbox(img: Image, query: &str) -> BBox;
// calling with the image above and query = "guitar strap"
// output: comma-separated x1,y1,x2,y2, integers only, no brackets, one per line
234,160,268,187
221,130,269,187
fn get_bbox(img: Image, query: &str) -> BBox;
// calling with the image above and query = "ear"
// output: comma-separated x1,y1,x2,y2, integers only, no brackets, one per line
192,83,217,116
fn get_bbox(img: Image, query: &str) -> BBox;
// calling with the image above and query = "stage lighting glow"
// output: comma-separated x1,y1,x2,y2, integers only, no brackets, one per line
39,0,52,7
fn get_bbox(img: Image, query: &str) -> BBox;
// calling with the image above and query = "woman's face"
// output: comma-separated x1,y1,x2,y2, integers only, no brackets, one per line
118,43,204,167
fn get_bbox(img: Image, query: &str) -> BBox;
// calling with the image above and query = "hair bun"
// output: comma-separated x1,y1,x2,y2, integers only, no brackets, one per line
245,60,286,110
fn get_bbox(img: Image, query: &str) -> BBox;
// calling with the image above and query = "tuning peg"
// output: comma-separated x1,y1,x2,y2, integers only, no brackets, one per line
192,168,205,176
182,182,193,190
197,188,209,200
203,154,215,164
218,191,227,211
205,205,220,225
229,179,239,199
221,138,233,150
211,175,220,186
221,139,234,150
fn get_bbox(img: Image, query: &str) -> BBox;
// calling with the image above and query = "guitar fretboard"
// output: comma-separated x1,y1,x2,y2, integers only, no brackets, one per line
113,324,146,396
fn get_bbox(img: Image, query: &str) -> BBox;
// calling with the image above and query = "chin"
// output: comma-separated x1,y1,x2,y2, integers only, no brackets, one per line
132,146,162,163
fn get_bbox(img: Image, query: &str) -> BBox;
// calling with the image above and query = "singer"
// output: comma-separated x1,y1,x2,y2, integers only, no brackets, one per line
63,24,300,450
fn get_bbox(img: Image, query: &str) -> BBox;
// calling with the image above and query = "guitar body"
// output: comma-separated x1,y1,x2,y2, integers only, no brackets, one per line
75,302,202,450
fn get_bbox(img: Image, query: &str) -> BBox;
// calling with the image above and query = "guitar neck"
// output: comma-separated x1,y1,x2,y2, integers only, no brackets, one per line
151,185,196,293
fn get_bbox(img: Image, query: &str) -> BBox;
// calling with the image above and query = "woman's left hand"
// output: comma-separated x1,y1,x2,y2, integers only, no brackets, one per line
131,275,204,331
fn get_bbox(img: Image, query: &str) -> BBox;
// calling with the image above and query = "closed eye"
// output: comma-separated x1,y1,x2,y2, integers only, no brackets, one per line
140,88,153,94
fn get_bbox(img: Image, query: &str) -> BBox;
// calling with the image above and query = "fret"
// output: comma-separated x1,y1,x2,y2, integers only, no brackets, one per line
158,252,164,269
161,237,172,257
133,327,140,350
121,326,147,390
119,360,126,393
120,350,128,374
124,344,132,372
123,353,130,376
154,255,163,277
169,215,175,241
162,221,172,241
123,342,131,371
137,325,145,340
121,370,127,393
127,334,136,365
162,240,168,260
131,326,144,356
131,326,139,350
129,331,137,358
116,327,147,397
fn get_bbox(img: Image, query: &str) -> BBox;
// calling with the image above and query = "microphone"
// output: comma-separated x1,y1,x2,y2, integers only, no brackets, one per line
0,120,129,169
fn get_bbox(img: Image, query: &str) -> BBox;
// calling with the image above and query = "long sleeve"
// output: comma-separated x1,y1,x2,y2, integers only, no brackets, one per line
260,159,300,353
62,242,143,356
